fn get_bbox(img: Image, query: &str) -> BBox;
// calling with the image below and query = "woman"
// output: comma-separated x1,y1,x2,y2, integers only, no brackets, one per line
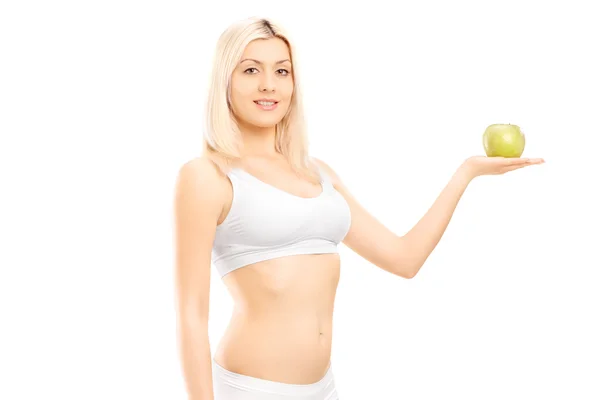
173,16,544,400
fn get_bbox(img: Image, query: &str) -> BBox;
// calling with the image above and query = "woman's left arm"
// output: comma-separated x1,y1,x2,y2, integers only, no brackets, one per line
314,156,544,279
394,163,473,277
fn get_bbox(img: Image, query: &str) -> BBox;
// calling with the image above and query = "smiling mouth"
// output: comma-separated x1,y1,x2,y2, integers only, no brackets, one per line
253,100,279,111
254,100,278,106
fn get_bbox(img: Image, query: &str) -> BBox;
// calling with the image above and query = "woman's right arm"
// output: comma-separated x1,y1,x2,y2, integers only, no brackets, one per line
173,157,224,400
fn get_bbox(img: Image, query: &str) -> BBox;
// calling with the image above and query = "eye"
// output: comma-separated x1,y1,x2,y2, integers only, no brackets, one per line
243,67,290,76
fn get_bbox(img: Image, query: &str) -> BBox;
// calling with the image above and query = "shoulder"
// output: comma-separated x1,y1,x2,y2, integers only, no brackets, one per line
176,155,223,188
310,156,343,186
174,155,227,212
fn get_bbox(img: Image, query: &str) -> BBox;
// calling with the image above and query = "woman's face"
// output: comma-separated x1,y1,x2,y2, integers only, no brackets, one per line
229,38,294,130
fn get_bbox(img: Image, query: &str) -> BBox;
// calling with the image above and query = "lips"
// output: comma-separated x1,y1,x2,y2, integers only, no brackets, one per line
253,99,279,111
254,99,278,105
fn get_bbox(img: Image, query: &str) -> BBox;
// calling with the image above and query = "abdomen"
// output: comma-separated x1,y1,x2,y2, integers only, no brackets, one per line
214,253,340,384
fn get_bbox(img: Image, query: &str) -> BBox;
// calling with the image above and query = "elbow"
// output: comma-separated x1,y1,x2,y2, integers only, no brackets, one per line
393,237,420,279
400,265,419,279
406,265,419,279
391,260,419,279
180,314,209,329
403,258,425,279
177,317,210,344
178,307,209,331
396,254,422,279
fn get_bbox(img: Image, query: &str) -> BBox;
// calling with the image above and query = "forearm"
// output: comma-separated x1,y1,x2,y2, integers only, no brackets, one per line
401,164,473,276
178,319,214,400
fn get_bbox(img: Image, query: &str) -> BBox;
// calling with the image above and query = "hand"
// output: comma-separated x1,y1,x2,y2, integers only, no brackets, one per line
461,155,545,179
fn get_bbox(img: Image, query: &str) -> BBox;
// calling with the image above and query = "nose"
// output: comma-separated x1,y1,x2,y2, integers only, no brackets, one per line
258,73,276,93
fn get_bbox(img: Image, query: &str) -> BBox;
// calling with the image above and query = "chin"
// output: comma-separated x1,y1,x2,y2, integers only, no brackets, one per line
251,117,284,128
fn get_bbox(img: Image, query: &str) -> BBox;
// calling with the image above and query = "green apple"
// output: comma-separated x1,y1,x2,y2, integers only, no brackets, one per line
483,123,526,157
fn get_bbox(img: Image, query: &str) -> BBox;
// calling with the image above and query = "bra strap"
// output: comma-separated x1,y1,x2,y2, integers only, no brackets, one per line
313,161,332,186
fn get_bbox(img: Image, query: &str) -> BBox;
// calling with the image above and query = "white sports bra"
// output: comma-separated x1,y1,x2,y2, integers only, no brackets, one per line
211,163,352,278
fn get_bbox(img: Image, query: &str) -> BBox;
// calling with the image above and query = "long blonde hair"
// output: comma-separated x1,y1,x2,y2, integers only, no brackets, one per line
202,16,320,183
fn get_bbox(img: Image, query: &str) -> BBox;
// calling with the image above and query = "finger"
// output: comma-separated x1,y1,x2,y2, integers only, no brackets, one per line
504,157,545,166
501,163,529,173
508,157,530,165
527,158,545,164
499,158,545,173
487,157,524,167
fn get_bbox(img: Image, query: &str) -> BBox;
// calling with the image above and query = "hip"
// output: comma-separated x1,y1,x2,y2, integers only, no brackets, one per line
214,315,333,384
212,357,339,400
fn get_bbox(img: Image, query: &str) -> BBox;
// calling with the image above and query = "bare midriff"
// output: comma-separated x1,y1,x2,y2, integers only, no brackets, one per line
212,252,341,385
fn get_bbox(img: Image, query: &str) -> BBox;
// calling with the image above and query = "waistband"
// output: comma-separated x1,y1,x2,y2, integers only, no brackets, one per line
212,358,335,396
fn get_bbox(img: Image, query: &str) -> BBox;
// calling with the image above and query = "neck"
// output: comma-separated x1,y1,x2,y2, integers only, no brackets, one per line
238,121,279,158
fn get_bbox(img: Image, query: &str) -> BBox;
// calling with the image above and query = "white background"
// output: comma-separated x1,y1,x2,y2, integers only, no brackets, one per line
1,0,599,399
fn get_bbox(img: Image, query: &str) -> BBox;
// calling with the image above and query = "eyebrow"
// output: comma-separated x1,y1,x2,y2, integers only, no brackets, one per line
240,58,291,65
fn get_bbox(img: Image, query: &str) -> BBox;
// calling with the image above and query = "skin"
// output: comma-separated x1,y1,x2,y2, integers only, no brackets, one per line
215,38,338,384
174,37,545,399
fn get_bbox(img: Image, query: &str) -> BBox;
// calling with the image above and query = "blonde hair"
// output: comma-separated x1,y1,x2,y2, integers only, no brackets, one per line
202,16,320,183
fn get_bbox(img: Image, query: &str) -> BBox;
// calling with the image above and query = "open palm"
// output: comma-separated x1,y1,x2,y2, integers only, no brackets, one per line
463,156,545,178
